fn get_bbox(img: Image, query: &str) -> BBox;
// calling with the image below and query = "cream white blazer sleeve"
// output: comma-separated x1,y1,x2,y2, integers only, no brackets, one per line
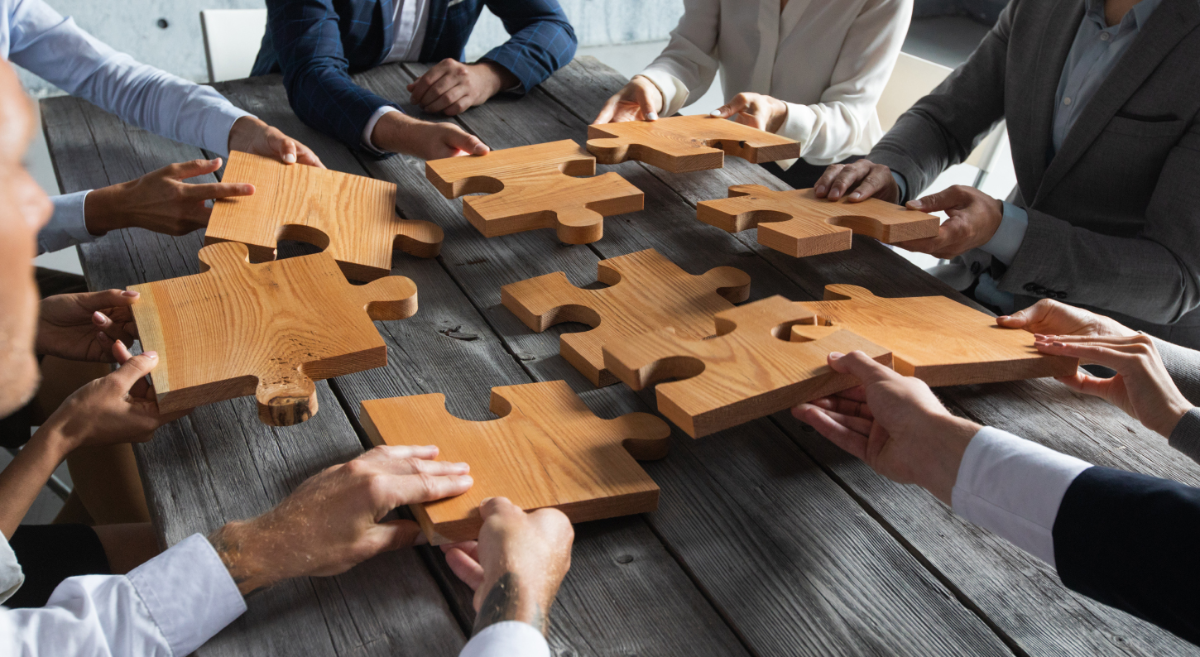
638,0,721,118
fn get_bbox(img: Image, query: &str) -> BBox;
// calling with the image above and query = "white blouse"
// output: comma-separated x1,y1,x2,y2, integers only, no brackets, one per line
639,0,912,167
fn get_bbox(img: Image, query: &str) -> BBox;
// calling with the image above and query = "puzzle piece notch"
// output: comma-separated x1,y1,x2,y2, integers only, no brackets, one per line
360,380,670,544
697,186,940,258
205,151,444,282
586,115,800,173
501,248,751,386
426,140,644,244
132,242,418,427
603,295,893,437
790,285,1078,386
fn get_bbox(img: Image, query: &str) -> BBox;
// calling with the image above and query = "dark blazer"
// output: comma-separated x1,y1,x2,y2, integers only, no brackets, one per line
869,0,1200,347
252,0,577,150
1054,466,1200,645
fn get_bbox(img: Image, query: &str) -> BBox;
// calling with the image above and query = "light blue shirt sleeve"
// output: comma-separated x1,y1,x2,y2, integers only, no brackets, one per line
978,202,1029,266
891,171,907,203
38,191,94,255
460,621,551,657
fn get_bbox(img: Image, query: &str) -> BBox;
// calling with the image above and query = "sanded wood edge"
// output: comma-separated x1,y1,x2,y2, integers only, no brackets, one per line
350,275,420,321
128,286,170,396
201,235,278,263
758,224,853,258
394,218,445,259
423,163,458,198
908,356,1079,388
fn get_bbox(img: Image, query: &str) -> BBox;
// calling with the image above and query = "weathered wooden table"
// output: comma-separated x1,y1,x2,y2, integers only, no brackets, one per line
41,58,1200,656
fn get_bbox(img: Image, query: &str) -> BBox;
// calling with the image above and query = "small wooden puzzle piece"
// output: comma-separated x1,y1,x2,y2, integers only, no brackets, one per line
425,140,644,244
501,248,751,387
586,115,800,173
206,151,443,282
603,296,892,438
130,242,417,426
697,186,940,257
791,285,1078,386
360,380,670,544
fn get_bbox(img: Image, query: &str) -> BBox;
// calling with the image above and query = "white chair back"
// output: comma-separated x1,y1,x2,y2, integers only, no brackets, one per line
200,9,269,84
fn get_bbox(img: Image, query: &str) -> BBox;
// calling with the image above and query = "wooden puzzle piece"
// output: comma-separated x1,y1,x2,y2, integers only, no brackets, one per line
205,151,443,282
791,285,1078,386
425,140,644,244
603,296,892,438
360,380,671,544
501,248,751,387
130,242,417,426
586,115,800,173
697,186,940,257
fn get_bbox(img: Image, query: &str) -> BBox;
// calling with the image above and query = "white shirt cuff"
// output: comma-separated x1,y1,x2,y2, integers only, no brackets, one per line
209,106,253,158
126,534,247,656
773,102,817,171
637,68,688,118
979,203,1029,266
38,191,97,255
363,106,400,153
951,427,1091,568
459,621,550,657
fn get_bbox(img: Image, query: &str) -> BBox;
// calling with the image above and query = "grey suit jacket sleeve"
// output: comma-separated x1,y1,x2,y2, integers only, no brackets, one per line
1152,337,1200,464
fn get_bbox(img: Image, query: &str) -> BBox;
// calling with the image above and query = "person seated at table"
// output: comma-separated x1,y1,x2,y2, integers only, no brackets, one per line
252,0,578,160
592,0,912,189
813,0,1200,348
792,301,1200,645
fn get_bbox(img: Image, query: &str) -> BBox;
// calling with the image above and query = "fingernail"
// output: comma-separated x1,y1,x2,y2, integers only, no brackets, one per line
452,462,470,473
710,110,721,117
92,311,107,322
850,192,862,200
480,497,495,506
647,112,658,121
997,315,1010,321
144,351,158,359
815,185,827,195
122,290,139,297
413,533,429,546
458,475,474,486
284,154,296,164
908,199,923,209
829,352,844,360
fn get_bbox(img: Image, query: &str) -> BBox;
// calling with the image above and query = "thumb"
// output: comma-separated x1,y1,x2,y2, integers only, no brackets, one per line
107,351,159,391
827,351,897,386
996,304,1039,331
907,187,964,213
370,518,426,552
276,136,298,165
447,129,489,156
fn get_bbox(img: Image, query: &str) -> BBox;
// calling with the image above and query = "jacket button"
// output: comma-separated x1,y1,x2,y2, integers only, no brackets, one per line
1057,291,1069,299
1023,282,1037,292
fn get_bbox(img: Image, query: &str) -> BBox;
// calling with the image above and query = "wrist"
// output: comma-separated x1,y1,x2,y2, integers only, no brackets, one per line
83,184,128,235
374,112,427,157
1161,401,1196,439
474,61,518,96
209,520,278,596
473,572,552,636
227,116,266,154
26,423,75,466
925,415,982,505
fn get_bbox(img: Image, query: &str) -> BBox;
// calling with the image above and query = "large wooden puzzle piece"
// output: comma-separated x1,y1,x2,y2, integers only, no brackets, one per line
603,296,892,438
586,115,800,173
130,242,417,426
501,249,751,387
206,151,443,282
697,186,940,257
360,381,671,544
791,285,1079,386
425,140,644,244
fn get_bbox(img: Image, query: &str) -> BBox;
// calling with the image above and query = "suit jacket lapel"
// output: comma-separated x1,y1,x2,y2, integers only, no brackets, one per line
420,0,450,61
378,0,396,65
1035,0,1200,204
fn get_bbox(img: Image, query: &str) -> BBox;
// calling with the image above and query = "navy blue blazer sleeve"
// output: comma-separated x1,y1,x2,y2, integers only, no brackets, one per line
267,0,399,150
1053,466,1200,645
479,0,577,93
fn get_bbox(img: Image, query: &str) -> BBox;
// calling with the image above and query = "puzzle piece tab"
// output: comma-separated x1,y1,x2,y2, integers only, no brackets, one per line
206,151,443,282
360,381,670,544
697,186,940,257
501,248,750,386
425,140,644,244
603,296,892,438
130,242,417,426
792,285,1078,386
587,115,800,173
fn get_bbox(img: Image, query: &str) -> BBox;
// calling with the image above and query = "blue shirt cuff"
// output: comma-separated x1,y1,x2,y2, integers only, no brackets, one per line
980,202,1029,266
38,191,97,255
891,171,907,203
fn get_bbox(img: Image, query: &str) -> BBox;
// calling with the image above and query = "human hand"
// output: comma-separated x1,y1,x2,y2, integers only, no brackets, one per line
891,185,1003,259
442,497,574,636
709,92,789,133
592,76,664,124
407,59,518,116
83,159,254,237
1035,334,1194,437
36,290,140,362
792,351,981,504
814,159,900,204
372,111,489,160
210,444,473,595
996,298,1137,338
227,116,324,168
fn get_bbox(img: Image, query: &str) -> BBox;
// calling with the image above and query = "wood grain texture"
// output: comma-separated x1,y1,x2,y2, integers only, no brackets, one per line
501,248,750,386
207,151,442,281
425,139,643,243
604,295,892,437
587,114,800,172
698,185,939,257
130,242,416,425
361,380,670,544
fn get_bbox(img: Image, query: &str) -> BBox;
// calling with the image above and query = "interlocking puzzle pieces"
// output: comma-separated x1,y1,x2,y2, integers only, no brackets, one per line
791,285,1079,386
130,242,417,427
360,381,671,544
697,185,940,257
501,249,751,387
206,151,443,282
586,115,800,173
425,140,644,244
603,296,892,438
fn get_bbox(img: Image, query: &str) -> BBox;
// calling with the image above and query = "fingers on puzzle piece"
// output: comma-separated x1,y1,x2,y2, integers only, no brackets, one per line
585,115,800,172
500,249,752,387
359,380,670,544
425,140,644,244
697,185,940,258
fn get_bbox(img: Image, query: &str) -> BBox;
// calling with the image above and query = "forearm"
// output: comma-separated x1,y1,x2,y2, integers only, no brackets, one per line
1153,336,1200,404
0,430,71,538
481,0,577,93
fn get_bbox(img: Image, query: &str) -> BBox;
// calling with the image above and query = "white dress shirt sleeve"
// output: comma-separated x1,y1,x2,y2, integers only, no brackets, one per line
951,427,1092,568
639,0,721,117
38,191,96,255
0,534,23,605
362,105,400,153
0,534,246,657
459,621,550,657
7,0,251,156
